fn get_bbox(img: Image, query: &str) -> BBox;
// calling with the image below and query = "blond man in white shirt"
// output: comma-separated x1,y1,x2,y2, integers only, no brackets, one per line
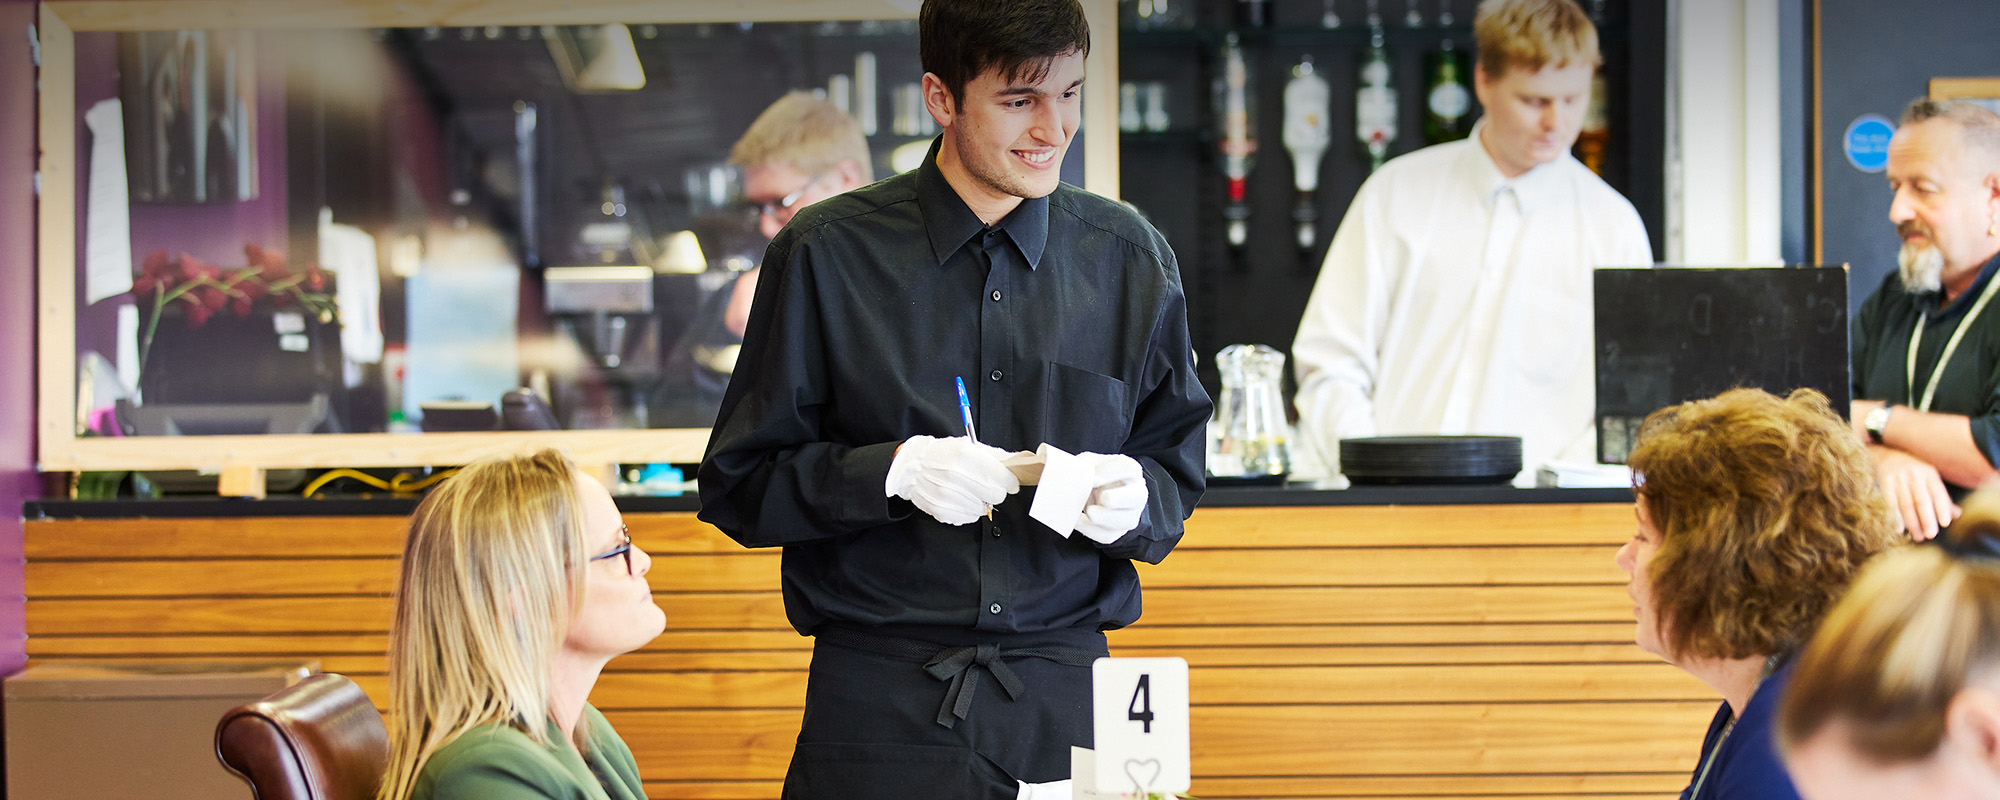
1291,0,1652,484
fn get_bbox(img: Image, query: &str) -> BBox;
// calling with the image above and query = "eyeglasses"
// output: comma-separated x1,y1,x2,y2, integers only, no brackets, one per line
748,172,827,219
588,525,634,577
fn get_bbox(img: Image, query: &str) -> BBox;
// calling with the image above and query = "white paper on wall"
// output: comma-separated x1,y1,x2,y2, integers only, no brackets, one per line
83,98,134,305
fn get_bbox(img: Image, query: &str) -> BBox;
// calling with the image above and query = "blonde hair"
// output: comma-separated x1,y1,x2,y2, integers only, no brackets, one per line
1473,0,1601,78
729,90,874,182
1627,388,1900,661
1778,489,2000,763
379,449,589,800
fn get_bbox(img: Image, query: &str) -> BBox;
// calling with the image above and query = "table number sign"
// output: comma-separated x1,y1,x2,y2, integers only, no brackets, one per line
1090,657,1190,796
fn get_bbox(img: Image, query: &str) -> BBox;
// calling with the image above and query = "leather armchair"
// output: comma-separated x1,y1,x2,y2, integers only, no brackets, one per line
214,673,389,800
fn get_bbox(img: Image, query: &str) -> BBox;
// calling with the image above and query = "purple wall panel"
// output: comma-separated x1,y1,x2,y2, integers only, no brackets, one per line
1,0,41,678
71,30,290,367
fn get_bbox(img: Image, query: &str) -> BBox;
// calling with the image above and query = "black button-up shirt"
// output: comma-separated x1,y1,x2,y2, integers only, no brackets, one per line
697,143,1210,638
1853,253,2000,490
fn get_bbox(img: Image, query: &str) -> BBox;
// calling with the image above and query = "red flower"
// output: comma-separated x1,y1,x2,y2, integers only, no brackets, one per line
184,255,220,283
182,301,215,327
194,285,226,311
245,243,290,279
134,250,171,293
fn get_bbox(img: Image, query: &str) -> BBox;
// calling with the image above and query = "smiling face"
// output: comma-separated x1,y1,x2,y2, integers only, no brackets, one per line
561,471,665,661
925,48,1085,223
1887,118,2000,293
1473,59,1594,178
1614,497,1668,660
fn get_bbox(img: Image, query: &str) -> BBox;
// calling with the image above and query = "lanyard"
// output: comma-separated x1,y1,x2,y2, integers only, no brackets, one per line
1906,271,2000,411
1686,654,1782,800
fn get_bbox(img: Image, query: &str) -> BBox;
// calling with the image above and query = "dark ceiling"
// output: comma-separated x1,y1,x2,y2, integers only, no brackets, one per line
391,21,926,267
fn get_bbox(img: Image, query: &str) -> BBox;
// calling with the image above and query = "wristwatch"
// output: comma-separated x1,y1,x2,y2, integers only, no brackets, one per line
1864,403,1894,445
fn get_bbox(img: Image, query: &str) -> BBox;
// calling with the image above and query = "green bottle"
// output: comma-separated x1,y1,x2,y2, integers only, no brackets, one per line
1423,39,1473,144
1355,26,1398,172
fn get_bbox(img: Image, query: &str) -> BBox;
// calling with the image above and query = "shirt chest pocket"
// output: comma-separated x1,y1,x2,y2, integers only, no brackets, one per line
1039,362,1133,455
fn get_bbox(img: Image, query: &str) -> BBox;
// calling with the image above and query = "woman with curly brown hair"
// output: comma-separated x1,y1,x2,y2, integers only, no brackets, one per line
1776,487,2000,800
1616,388,1902,800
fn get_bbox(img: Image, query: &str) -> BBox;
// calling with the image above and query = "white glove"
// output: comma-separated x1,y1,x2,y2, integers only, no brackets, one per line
1072,452,1148,544
886,435,1021,525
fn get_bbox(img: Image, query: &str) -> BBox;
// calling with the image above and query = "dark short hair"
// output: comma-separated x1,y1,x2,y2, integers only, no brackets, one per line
920,0,1091,108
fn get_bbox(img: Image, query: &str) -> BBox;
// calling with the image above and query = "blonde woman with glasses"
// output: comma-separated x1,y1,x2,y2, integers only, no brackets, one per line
379,449,666,800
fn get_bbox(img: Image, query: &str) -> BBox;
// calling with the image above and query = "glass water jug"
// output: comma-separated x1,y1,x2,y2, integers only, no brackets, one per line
1209,343,1291,477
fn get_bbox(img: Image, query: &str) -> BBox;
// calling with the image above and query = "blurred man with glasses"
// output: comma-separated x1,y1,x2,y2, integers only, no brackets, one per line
723,91,874,337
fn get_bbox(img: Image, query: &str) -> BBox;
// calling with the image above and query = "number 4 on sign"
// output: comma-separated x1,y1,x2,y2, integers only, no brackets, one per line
1091,657,1190,796
1129,674,1154,733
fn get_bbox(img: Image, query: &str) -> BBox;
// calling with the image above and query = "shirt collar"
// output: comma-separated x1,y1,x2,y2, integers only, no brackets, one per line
1458,118,1565,215
916,137,1051,269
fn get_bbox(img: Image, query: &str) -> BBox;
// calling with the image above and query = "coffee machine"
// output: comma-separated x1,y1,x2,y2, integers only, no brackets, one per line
544,264,660,428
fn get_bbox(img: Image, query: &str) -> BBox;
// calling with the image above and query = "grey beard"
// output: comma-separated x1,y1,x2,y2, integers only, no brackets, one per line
1900,242,1945,293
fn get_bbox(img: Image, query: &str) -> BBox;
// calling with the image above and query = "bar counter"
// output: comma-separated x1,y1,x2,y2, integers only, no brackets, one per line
23,484,1711,799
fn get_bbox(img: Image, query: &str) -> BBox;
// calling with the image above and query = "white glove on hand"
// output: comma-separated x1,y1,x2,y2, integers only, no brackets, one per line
1073,452,1148,544
886,435,1021,526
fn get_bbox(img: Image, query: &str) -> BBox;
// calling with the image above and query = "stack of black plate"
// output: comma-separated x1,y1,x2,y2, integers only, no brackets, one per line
1339,436,1523,485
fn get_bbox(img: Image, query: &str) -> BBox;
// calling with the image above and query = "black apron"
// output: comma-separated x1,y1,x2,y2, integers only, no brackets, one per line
782,625,1107,800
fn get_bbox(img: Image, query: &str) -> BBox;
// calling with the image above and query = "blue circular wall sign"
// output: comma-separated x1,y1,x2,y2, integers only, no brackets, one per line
1844,114,1895,173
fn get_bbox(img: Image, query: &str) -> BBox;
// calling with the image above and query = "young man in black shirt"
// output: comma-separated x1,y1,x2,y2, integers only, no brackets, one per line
697,0,1210,796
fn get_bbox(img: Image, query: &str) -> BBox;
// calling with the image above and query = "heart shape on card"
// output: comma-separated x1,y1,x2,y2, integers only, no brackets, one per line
1124,758,1162,792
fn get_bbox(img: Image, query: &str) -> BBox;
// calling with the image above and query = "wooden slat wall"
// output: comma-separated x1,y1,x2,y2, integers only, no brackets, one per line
24,503,1710,799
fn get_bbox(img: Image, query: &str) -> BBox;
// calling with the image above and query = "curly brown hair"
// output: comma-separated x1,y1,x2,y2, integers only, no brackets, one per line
1628,387,1900,661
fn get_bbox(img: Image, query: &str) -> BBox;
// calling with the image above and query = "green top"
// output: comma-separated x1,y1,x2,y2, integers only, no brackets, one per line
411,705,646,800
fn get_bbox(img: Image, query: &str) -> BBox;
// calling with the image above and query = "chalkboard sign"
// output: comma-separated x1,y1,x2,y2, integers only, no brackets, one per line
1594,266,1849,463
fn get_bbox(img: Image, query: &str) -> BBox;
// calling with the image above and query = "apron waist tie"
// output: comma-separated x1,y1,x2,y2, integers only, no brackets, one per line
814,626,1102,729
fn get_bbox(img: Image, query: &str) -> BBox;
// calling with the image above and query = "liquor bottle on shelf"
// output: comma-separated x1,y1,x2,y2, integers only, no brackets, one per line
1217,32,1256,248
1355,17,1398,172
1575,70,1610,175
1321,0,1341,28
1405,0,1423,27
1423,39,1472,144
1437,0,1454,26
1282,55,1332,251
1126,0,1194,31
1120,82,1143,133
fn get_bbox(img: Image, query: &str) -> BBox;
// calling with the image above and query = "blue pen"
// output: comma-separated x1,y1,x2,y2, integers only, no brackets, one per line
956,377,992,520
955,377,979,443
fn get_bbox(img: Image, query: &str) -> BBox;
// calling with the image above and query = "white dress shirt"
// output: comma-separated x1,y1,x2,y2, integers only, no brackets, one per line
1291,123,1653,484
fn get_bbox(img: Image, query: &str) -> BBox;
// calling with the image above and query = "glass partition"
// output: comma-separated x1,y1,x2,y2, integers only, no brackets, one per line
38,0,1120,474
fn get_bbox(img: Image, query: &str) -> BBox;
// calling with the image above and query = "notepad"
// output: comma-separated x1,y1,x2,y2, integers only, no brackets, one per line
998,444,1100,538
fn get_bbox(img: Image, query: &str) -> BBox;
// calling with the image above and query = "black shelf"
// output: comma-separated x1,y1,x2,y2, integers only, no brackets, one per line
1122,23,1477,48
22,484,1629,519
1116,0,1666,403
1117,129,1215,145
